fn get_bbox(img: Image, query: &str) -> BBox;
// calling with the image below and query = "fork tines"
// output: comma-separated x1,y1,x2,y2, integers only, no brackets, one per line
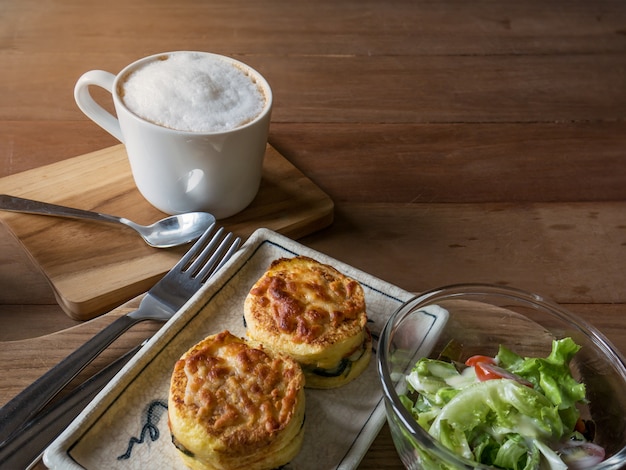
184,225,241,283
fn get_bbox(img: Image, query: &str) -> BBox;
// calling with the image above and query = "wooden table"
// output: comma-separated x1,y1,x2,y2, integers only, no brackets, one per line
1,1,626,468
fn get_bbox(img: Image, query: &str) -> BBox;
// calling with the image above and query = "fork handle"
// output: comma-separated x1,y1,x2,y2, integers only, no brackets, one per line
0,313,140,445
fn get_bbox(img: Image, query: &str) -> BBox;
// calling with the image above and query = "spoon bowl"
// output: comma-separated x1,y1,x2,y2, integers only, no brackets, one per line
122,211,217,248
0,194,216,248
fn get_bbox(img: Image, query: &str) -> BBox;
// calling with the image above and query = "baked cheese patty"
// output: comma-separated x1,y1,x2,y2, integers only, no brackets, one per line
168,330,305,470
244,256,371,389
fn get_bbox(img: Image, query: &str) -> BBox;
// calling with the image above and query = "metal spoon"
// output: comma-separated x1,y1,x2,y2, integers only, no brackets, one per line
0,194,216,248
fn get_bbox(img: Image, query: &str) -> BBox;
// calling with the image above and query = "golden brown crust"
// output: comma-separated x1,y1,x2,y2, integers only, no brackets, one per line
168,330,305,469
244,256,366,349
244,256,370,388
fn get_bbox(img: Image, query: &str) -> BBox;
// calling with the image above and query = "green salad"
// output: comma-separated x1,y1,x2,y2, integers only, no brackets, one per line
401,338,605,469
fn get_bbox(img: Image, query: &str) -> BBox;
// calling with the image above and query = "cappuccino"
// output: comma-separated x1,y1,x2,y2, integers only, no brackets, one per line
119,52,266,133
75,51,272,217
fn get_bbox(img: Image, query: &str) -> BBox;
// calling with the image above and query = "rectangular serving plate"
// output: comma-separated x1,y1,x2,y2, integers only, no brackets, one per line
44,228,448,470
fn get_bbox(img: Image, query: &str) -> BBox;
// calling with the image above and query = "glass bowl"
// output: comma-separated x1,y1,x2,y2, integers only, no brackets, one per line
377,284,626,469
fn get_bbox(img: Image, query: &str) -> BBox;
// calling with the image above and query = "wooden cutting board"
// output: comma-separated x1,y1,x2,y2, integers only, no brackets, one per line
0,144,334,321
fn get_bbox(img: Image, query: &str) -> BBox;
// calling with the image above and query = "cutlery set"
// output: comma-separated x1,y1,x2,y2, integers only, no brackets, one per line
0,201,242,468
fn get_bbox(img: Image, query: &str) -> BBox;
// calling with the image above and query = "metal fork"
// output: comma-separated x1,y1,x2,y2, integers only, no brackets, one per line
0,223,241,445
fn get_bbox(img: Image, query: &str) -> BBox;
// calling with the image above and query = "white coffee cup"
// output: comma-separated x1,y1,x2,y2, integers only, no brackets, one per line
74,51,272,219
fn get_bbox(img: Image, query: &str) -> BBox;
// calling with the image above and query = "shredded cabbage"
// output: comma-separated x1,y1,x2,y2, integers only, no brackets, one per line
401,338,603,469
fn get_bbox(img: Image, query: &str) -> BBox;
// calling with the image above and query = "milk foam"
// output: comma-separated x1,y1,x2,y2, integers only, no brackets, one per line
121,52,265,133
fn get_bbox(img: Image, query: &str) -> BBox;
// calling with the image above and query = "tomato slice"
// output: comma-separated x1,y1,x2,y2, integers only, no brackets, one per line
465,355,496,367
465,356,533,387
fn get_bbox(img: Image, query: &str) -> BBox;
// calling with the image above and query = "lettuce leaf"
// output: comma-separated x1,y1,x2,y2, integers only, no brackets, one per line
496,337,585,429
428,379,564,458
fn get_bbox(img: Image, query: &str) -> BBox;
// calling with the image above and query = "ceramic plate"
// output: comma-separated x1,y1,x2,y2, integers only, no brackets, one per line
44,228,448,469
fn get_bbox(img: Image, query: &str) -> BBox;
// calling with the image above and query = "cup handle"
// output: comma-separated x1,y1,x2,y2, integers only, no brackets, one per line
74,70,124,142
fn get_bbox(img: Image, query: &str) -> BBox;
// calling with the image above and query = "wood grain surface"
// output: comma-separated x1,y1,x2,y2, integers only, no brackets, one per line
1,0,626,468
0,143,333,320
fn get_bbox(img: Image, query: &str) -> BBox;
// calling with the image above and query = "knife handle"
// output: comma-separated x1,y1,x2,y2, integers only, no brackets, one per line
0,313,139,445
0,344,141,469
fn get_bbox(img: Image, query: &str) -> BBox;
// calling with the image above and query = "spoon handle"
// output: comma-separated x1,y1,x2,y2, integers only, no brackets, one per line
0,194,121,225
